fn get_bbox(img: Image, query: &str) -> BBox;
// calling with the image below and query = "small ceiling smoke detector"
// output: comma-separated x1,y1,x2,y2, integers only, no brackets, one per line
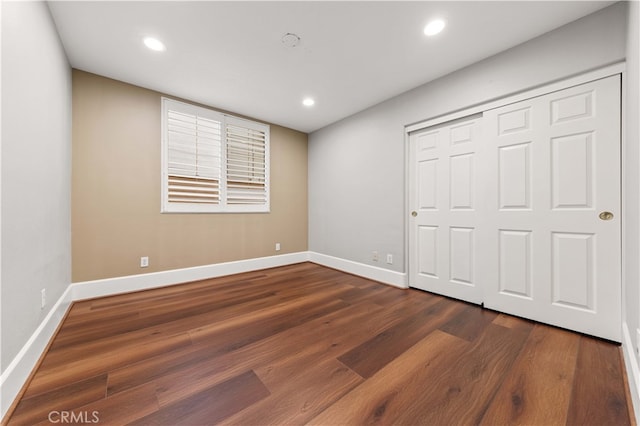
282,33,301,48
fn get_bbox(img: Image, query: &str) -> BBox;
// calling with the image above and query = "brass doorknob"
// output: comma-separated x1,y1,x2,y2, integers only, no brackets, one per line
599,211,614,221
411,211,418,217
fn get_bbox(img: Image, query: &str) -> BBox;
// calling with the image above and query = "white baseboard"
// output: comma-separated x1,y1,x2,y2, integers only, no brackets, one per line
0,286,73,419
622,322,640,424
308,252,408,289
70,252,310,301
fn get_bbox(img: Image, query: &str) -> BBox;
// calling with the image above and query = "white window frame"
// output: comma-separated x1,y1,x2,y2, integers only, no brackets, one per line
161,97,270,213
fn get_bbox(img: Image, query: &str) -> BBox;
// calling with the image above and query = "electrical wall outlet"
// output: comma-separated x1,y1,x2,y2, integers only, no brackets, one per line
386,254,393,264
275,242,281,251
140,256,149,268
41,288,46,309
372,251,379,262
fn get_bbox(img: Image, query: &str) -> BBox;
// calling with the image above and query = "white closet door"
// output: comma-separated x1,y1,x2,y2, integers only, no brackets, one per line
481,75,621,341
408,116,484,304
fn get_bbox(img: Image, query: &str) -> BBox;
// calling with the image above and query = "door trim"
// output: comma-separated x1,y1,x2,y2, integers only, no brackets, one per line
406,62,625,134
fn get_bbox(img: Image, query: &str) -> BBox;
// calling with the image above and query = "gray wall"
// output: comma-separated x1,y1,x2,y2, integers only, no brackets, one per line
1,1,72,372
309,2,627,273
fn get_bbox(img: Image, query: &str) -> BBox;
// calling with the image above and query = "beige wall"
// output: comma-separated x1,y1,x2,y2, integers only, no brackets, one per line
72,70,308,282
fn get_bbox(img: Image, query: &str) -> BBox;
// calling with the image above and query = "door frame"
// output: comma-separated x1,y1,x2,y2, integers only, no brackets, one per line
404,62,626,310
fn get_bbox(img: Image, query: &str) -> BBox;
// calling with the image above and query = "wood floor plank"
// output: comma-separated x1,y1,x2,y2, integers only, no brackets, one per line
390,323,532,425
130,370,270,426
44,282,350,373
492,312,536,334
9,374,107,425
105,300,383,397
52,271,347,351
50,288,278,350
77,384,159,425
146,298,416,408
4,263,633,425
313,322,532,426
337,297,465,378
30,382,160,426
308,329,470,425
187,297,351,351
480,324,581,425
223,358,362,425
439,303,499,342
40,320,196,370
24,332,193,399
364,285,417,306
566,336,631,425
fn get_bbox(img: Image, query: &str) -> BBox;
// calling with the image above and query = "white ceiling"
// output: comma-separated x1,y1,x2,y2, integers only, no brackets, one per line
48,1,614,133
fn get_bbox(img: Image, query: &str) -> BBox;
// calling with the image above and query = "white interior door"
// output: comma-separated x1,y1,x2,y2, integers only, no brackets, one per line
480,75,621,341
408,115,484,304
408,75,621,341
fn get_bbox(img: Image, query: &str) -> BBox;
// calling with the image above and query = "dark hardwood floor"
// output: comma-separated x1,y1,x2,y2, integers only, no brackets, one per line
5,262,635,425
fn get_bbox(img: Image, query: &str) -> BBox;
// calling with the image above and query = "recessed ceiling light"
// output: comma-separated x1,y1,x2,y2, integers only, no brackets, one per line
302,98,315,107
143,37,166,52
424,19,446,36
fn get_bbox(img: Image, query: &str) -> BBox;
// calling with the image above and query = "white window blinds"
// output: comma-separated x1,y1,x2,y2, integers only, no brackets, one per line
226,118,267,205
166,109,222,206
162,98,270,213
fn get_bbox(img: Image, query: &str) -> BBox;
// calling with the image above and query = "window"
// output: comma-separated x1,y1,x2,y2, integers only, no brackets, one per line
161,98,270,213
